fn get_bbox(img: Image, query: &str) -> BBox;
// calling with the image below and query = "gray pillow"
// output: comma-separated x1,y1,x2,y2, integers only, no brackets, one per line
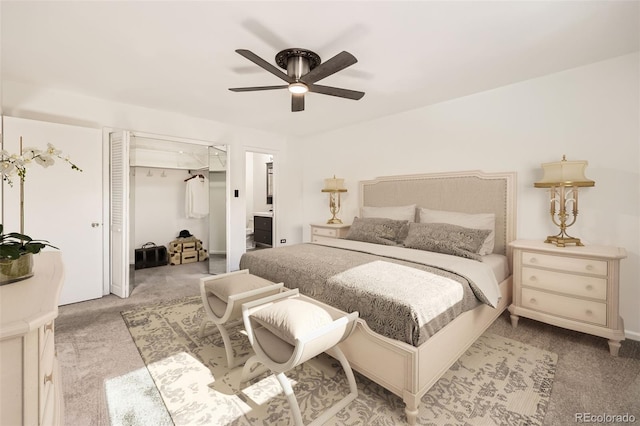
345,217,409,245
403,222,491,261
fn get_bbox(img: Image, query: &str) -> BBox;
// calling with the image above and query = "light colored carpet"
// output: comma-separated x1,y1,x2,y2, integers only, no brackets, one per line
120,296,557,425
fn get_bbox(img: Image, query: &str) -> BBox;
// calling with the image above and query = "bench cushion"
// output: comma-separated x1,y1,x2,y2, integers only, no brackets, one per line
205,273,274,303
250,298,333,345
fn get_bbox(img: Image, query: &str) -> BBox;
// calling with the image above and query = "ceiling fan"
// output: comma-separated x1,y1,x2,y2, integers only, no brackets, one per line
229,48,365,112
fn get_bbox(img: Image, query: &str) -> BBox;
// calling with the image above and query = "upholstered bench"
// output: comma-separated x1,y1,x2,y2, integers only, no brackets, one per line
241,289,359,426
199,270,284,368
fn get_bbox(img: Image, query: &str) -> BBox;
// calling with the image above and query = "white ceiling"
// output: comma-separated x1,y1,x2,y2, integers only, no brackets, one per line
2,1,638,137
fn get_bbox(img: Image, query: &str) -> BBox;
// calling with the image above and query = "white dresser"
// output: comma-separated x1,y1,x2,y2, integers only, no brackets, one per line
310,223,351,242
508,240,626,356
0,252,65,425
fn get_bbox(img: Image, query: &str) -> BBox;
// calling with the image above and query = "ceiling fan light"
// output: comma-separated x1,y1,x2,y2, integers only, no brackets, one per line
288,82,308,94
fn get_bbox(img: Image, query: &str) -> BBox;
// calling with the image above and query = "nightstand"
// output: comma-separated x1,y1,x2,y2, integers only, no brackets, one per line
508,240,627,356
310,223,351,242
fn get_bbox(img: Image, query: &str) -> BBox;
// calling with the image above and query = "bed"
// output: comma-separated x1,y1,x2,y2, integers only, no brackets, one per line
239,170,517,424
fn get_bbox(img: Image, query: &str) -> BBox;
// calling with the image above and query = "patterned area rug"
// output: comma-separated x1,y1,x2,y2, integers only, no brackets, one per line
121,296,557,425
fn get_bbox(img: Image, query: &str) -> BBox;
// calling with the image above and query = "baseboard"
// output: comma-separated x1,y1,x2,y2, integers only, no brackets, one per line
624,329,640,341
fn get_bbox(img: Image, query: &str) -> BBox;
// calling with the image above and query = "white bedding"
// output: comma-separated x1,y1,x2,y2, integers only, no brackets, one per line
482,253,510,283
312,238,503,308
328,260,464,326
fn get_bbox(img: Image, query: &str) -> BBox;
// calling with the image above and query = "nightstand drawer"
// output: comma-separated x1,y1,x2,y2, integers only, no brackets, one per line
521,267,607,300
309,224,350,240
522,251,607,276
521,288,607,326
312,227,339,238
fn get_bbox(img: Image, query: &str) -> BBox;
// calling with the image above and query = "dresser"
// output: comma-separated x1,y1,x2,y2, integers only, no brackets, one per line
310,223,351,242
254,214,273,247
0,252,65,425
508,240,626,356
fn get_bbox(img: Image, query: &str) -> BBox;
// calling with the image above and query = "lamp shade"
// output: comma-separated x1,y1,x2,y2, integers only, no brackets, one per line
322,176,347,192
534,156,595,188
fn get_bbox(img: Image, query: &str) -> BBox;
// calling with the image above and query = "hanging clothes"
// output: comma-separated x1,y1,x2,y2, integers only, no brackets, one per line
185,174,209,218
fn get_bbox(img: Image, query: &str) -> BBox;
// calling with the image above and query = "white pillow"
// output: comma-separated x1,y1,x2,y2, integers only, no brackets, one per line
250,299,333,345
419,208,495,256
362,204,416,222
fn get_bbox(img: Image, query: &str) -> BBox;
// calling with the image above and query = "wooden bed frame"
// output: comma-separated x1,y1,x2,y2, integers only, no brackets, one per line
326,170,517,424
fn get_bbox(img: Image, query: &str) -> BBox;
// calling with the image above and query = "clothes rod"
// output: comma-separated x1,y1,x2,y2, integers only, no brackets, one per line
131,132,219,146
132,165,206,172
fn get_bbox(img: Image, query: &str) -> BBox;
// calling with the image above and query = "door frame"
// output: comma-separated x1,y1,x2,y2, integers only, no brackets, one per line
244,147,279,250
103,128,229,296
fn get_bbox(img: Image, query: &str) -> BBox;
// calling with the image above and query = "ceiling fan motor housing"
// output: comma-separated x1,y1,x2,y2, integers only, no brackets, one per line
276,48,321,79
229,47,364,112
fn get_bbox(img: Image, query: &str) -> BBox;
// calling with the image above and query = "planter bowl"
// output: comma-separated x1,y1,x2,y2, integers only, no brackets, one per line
0,253,34,285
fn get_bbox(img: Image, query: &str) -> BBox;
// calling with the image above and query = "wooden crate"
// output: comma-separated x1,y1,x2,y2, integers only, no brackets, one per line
169,249,208,265
168,238,203,252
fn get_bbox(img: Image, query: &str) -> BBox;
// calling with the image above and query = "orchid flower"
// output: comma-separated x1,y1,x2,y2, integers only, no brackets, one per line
0,143,82,186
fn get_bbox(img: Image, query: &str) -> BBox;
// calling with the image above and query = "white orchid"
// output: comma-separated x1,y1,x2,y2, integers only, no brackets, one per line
0,143,82,186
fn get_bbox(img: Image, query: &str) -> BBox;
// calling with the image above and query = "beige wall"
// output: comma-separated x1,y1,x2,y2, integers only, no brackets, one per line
292,53,640,338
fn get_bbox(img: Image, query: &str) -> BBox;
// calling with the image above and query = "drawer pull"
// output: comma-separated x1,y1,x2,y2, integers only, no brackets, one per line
585,264,594,271
44,372,53,385
529,257,538,264
529,275,538,282
586,285,594,291
585,309,593,316
529,298,537,304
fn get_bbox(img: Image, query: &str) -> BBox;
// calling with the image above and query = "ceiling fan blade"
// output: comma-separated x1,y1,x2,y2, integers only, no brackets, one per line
300,51,358,84
241,19,289,51
292,93,305,112
308,84,365,100
229,85,288,92
235,49,294,84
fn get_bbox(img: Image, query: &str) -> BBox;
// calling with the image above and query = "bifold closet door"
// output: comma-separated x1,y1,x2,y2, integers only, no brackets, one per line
109,130,131,299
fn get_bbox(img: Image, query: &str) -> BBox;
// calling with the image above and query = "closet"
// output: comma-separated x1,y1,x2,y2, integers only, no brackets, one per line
111,131,228,297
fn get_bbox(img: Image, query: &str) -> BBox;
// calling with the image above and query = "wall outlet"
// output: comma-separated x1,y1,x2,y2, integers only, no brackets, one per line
280,239,286,244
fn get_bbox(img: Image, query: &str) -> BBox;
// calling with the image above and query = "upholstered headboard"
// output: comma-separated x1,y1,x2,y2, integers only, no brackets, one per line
359,170,517,259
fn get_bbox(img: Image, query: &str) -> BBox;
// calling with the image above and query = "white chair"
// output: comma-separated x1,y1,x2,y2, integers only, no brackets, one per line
241,289,359,426
199,269,284,368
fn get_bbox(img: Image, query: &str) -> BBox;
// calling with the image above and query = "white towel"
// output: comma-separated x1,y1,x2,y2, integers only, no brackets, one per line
185,176,209,218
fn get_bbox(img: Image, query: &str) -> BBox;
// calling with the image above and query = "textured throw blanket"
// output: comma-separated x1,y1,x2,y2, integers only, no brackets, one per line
321,260,463,345
240,240,498,346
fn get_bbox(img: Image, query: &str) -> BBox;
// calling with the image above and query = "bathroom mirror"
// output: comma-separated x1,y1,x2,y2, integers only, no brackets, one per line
266,162,273,205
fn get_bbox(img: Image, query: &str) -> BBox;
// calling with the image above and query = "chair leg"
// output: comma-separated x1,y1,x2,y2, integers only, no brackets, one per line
276,371,305,426
200,318,247,367
215,323,237,369
333,347,358,397
307,347,358,426
197,319,210,338
239,355,268,386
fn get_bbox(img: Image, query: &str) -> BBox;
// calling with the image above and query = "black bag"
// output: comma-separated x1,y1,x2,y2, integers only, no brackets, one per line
134,242,169,269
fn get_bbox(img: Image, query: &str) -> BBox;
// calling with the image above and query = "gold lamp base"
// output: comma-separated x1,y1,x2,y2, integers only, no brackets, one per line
322,188,347,226
544,233,583,247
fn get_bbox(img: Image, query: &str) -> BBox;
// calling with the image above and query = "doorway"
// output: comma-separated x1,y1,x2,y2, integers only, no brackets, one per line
245,150,276,251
